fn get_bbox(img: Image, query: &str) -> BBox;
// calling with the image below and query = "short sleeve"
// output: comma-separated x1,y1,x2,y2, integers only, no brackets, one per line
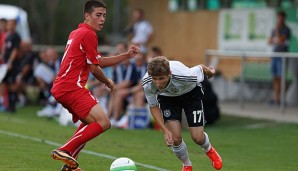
144,89,159,107
142,74,159,107
189,65,204,83
171,61,204,83
81,31,100,65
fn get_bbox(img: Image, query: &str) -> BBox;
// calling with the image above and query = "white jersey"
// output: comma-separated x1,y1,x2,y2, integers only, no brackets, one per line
142,61,205,107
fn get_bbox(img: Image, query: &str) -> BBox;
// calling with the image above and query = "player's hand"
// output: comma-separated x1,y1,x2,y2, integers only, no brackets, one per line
106,79,115,94
163,129,174,146
127,44,140,57
208,66,215,74
207,66,216,78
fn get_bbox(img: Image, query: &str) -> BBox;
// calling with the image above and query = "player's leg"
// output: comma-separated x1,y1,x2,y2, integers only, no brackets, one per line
52,90,110,169
165,121,192,170
58,103,110,151
71,123,86,160
189,127,206,148
184,86,222,170
52,103,109,169
189,127,222,170
158,95,192,170
70,123,86,160
187,113,222,169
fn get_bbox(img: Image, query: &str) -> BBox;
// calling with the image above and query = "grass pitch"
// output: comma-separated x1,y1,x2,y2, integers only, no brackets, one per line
0,105,297,171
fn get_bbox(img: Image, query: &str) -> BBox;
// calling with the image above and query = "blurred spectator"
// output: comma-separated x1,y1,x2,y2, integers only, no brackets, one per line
107,42,136,125
108,59,136,124
120,53,149,129
128,53,147,108
0,18,7,57
35,47,61,117
34,47,60,101
0,19,21,112
15,41,38,106
128,8,153,53
147,46,163,62
268,11,291,105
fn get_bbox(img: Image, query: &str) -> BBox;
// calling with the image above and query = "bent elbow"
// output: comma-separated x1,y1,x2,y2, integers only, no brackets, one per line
89,64,99,74
97,58,106,68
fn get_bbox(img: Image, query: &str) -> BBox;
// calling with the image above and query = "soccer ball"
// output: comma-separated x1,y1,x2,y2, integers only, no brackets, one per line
110,157,137,171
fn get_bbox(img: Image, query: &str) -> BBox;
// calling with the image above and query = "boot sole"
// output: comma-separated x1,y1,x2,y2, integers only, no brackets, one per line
51,150,78,169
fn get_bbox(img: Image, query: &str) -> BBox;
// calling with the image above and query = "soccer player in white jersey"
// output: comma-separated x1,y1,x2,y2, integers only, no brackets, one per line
142,56,222,171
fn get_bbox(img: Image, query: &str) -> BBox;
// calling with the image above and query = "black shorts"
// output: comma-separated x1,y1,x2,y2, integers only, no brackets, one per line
158,86,205,127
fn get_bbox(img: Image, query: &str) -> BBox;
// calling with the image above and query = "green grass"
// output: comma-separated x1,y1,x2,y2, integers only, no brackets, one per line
0,106,298,171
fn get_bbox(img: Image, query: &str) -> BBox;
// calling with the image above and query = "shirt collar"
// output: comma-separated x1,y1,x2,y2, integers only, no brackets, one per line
78,23,94,31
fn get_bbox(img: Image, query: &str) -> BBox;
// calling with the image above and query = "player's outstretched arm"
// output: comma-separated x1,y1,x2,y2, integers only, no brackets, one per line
98,45,140,68
199,64,216,79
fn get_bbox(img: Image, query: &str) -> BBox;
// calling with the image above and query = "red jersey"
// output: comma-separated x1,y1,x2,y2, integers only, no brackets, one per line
51,23,101,97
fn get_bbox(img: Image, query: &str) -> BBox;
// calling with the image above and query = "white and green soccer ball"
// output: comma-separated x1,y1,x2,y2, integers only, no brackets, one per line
110,157,137,171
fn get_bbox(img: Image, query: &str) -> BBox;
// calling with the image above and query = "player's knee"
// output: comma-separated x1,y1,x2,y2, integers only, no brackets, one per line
98,119,111,131
105,120,111,130
192,133,205,145
173,136,182,146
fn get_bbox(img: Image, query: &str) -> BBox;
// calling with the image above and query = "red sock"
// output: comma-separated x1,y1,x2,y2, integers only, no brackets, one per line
72,143,86,159
74,123,86,134
70,123,86,158
59,122,103,154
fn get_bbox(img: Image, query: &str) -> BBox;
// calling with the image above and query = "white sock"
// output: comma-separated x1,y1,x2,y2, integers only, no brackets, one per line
200,132,211,152
172,140,192,166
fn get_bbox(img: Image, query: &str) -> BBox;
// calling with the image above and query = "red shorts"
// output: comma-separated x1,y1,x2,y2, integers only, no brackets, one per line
53,88,98,123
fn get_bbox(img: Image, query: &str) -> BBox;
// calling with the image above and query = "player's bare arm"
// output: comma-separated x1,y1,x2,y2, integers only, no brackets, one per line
199,64,216,79
98,45,140,68
150,106,174,146
89,64,115,93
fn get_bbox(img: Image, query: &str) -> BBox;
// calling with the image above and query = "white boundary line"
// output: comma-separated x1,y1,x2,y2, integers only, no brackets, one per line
0,129,169,171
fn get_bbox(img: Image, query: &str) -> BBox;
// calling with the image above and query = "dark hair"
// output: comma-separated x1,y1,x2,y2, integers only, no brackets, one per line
134,8,144,17
84,0,107,14
277,11,286,18
147,56,170,76
0,18,7,22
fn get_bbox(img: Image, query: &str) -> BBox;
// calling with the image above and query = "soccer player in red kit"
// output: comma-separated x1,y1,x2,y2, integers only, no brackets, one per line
50,1,140,170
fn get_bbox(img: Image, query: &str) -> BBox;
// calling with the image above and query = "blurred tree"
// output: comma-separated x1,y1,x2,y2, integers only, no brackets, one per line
0,0,128,45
